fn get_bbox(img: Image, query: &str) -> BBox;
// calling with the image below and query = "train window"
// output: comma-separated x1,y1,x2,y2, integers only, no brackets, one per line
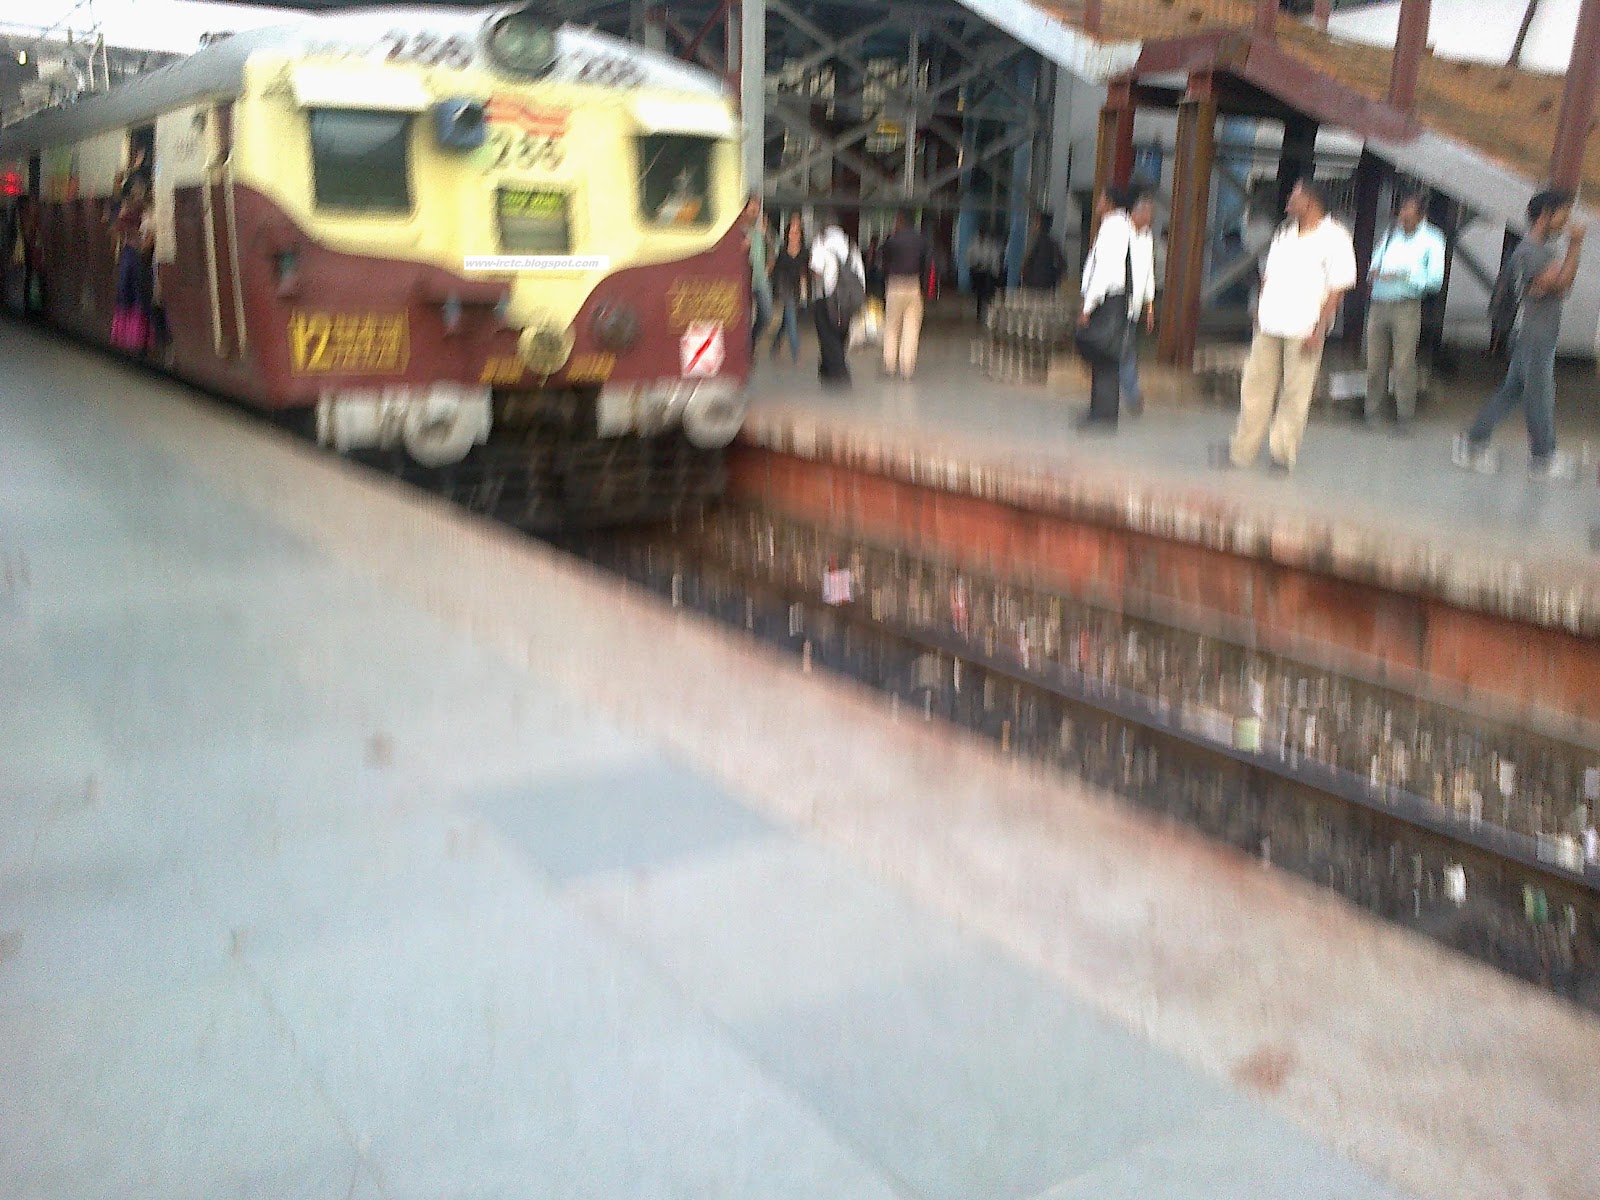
638,134,713,228
498,187,570,254
308,110,412,213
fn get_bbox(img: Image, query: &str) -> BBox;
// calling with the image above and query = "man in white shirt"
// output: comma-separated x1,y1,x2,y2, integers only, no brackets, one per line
1365,191,1445,432
1077,182,1158,429
809,212,865,388
966,223,1002,323
1222,178,1357,472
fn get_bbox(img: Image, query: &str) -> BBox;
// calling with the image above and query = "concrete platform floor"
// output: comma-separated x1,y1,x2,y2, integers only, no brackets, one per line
3,319,1599,1200
748,333,1600,572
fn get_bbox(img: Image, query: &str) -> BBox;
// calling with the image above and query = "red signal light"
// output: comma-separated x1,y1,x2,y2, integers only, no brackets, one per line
1,172,19,197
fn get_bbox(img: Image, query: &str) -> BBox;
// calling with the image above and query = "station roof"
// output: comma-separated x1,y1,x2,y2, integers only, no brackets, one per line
1007,2,1595,204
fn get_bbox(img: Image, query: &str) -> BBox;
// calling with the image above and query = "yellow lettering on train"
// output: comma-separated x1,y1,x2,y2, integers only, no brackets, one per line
667,280,739,331
479,355,526,385
288,311,409,373
565,353,615,382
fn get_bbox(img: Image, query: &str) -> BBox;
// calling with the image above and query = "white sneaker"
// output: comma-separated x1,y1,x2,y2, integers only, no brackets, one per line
1452,435,1497,474
1531,452,1577,481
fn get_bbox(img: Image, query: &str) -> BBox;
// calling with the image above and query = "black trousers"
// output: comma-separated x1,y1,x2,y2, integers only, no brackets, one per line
1087,354,1121,423
814,301,850,384
972,270,996,321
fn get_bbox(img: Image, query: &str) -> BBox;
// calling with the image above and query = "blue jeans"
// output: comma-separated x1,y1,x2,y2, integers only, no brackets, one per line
1119,336,1142,409
770,295,801,360
1466,333,1557,460
751,286,773,349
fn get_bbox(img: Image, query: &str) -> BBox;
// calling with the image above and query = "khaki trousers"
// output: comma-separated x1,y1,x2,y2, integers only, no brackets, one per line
1229,331,1326,469
883,278,924,376
1364,298,1423,422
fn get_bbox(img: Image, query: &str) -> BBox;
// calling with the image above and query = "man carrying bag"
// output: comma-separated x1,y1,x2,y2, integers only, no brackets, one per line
1075,183,1157,431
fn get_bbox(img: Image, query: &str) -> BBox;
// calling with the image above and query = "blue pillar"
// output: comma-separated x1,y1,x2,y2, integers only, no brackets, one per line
956,97,980,294
1004,56,1038,289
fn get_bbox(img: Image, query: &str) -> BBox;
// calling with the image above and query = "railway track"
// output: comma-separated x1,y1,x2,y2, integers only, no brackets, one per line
539,505,1600,1014
130,351,1600,1012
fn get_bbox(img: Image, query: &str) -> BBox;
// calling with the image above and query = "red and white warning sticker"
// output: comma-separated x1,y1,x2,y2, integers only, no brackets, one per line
680,322,725,377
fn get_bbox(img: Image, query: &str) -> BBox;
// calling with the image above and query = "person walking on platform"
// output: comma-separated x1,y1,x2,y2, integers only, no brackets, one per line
769,213,809,364
1119,188,1159,418
1364,191,1445,434
1020,211,1067,296
1075,183,1157,431
880,209,930,380
967,222,1002,323
743,194,773,351
810,213,866,389
1454,190,1585,479
1218,179,1356,473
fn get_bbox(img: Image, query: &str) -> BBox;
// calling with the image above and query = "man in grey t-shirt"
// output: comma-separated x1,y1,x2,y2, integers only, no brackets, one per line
1455,189,1586,478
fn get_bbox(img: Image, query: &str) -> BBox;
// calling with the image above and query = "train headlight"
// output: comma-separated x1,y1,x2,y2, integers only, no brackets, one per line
518,318,575,375
486,9,558,77
591,303,640,354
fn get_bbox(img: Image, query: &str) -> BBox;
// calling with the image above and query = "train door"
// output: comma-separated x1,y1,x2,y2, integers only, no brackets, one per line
202,103,245,359
128,124,155,180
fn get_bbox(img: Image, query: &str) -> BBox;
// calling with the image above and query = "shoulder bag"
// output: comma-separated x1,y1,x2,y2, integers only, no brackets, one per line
1075,241,1134,364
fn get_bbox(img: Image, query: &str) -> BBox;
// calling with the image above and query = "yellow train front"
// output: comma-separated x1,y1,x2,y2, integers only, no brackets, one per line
0,3,752,526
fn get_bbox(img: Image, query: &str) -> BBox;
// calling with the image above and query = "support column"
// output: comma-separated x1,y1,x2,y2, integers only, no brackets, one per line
1275,114,1317,216
1344,149,1384,348
1047,64,1075,215
1254,0,1279,40
1313,0,1332,29
1005,55,1039,289
1422,191,1456,358
1551,0,1600,192
1159,70,1218,368
739,0,765,193
636,1,668,53
1089,78,1135,239
1388,0,1431,114
1084,0,1103,36
904,23,921,199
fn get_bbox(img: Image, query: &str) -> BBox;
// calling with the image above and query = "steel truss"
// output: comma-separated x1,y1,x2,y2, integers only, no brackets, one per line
552,1,1059,228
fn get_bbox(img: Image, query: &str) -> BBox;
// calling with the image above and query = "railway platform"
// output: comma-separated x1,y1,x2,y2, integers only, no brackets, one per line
737,336,1600,732
3,317,1600,1200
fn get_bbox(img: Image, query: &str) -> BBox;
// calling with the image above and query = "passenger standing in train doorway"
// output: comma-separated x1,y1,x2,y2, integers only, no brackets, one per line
109,175,155,354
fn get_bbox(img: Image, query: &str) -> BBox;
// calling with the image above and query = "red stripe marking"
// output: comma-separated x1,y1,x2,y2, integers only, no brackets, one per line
686,330,718,372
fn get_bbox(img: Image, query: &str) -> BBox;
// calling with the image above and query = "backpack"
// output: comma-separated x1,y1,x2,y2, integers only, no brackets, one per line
1488,252,1524,354
827,246,866,327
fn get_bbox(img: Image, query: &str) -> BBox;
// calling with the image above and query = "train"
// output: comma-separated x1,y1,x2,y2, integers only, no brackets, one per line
0,3,752,526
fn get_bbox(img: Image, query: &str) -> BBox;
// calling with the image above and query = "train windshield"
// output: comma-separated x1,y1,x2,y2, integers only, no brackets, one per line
638,134,713,228
308,110,413,213
498,187,571,253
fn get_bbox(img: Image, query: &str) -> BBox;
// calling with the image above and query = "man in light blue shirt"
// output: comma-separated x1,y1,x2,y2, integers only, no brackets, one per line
1364,192,1446,433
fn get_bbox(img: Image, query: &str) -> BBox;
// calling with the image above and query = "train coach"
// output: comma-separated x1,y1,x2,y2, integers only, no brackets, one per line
0,3,752,525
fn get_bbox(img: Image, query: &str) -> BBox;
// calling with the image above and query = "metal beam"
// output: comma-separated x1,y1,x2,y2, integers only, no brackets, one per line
1388,0,1430,114
1345,149,1384,346
1254,0,1279,40
1551,0,1600,192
